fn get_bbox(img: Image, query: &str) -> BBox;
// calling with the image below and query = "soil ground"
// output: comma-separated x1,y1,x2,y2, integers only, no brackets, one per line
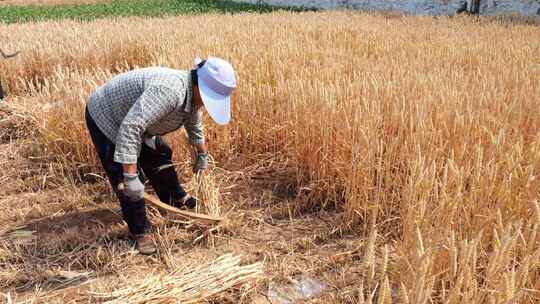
0,136,366,303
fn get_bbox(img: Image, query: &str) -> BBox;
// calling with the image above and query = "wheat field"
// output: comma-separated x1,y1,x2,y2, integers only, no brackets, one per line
0,12,539,303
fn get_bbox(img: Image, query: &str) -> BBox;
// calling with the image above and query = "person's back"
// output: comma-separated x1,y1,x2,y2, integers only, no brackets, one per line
87,67,189,144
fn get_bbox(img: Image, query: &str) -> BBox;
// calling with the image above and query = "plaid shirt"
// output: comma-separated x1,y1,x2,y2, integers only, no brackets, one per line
87,67,205,164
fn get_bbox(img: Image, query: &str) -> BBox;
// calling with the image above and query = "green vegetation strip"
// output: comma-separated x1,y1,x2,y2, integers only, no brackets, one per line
0,0,309,23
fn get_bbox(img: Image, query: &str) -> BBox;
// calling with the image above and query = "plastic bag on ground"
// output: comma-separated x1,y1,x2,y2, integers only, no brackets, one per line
267,274,328,304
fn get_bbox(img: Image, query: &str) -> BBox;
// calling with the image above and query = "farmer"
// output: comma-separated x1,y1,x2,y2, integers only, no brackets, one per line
85,57,236,255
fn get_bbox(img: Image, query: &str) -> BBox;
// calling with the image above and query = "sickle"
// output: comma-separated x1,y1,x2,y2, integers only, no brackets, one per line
118,183,223,222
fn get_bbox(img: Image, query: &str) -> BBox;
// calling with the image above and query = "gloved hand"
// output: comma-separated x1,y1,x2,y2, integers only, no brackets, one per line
144,136,157,150
123,173,145,201
193,152,208,173
171,193,198,209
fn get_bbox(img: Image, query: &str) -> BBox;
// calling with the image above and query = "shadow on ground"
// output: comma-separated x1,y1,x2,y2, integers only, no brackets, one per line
24,208,123,235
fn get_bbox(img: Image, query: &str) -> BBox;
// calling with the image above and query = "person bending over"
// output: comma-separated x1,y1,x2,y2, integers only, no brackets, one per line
85,57,236,254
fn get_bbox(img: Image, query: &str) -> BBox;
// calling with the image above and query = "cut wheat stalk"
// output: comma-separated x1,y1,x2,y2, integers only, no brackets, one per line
192,171,221,217
89,253,263,304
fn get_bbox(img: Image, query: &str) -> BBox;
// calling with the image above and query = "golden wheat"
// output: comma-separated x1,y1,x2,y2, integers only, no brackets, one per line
1,12,539,303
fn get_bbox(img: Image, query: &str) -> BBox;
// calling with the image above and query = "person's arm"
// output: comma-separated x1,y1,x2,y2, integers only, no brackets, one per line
184,109,205,147
123,164,138,174
185,110,208,172
194,142,207,154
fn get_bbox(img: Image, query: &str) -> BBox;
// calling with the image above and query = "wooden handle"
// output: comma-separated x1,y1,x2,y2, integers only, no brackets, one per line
117,183,223,222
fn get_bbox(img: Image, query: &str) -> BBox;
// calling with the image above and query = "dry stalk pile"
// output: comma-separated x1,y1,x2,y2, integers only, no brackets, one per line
0,12,538,303
0,101,36,142
90,253,263,304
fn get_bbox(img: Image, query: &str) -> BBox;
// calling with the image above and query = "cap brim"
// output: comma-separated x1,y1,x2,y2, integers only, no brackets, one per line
198,79,231,125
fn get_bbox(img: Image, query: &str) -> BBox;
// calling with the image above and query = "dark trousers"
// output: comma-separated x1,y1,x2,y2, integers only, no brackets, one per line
85,107,187,234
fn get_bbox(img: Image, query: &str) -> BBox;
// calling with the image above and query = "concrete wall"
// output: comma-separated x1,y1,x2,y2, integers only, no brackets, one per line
234,0,540,16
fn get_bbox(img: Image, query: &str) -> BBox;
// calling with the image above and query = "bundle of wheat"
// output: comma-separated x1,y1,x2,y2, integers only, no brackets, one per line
90,254,263,304
192,172,221,218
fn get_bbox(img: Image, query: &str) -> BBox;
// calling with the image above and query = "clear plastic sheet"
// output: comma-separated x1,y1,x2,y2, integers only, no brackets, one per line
268,274,328,303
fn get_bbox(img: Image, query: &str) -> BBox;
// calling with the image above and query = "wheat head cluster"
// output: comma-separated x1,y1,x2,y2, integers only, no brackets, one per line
0,12,539,303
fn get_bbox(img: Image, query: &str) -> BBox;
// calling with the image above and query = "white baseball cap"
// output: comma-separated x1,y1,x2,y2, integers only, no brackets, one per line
196,57,237,125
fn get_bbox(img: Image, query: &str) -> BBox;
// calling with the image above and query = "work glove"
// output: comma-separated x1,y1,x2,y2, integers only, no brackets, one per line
171,193,198,209
144,136,157,150
193,152,208,173
123,173,145,201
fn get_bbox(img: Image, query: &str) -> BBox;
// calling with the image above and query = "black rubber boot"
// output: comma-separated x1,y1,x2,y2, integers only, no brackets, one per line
120,198,149,235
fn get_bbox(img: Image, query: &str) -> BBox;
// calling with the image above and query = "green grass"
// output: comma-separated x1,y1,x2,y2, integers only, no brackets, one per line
0,0,309,23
